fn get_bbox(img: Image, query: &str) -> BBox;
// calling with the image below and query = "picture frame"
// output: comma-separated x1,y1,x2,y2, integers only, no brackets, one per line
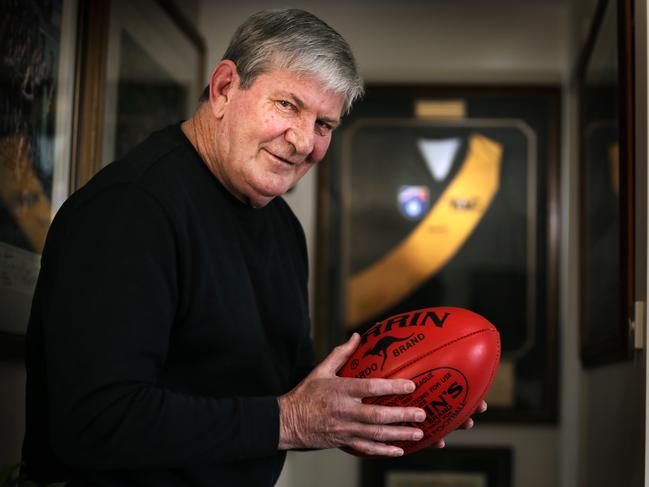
577,0,635,367
0,0,79,353
74,0,205,187
101,0,205,166
361,446,512,487
315,85,560,422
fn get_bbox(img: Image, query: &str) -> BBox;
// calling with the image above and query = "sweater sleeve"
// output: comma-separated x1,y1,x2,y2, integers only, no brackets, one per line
282,198,316,387
44,184,279,470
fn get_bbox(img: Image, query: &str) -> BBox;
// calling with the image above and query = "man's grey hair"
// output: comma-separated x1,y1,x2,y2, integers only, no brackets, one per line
199,8,364,115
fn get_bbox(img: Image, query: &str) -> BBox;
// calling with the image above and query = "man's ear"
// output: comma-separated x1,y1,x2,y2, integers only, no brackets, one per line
208,60,238,119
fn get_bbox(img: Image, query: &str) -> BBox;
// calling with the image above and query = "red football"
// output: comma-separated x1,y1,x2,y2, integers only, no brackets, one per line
339,306,500,456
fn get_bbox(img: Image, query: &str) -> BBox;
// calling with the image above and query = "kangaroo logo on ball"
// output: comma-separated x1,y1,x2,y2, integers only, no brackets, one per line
363,334,414,371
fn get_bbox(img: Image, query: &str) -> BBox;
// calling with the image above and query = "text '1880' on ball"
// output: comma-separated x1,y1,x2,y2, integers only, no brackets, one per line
339,306,500,456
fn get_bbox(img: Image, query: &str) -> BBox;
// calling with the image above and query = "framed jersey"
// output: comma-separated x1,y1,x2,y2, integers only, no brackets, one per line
315,85,560,423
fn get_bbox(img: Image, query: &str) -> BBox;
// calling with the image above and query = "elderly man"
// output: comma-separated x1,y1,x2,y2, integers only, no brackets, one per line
22,8,484,487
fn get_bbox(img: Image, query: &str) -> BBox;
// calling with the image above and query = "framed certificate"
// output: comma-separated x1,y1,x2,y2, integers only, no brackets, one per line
315,86,560,422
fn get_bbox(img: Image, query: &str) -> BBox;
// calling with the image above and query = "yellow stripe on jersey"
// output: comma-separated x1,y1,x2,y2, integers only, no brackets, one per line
346,134,503,328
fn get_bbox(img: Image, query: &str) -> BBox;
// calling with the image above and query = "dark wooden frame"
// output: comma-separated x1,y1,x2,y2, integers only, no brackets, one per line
577,0,635,367
315,85,560,423
361,446,512,487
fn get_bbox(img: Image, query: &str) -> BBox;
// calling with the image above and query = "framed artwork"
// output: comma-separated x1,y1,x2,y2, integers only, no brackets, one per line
0,0,78,348
315,86,560,422
577,0,635,367
74,0,205,185
101,0,205,166
362,446,512,487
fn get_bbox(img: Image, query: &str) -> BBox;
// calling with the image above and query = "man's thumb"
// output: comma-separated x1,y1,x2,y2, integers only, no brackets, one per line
319,332,360,375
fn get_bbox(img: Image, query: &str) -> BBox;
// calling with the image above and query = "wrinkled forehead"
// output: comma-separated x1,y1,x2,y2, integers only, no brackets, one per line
251,61,349,110
256,66,346,113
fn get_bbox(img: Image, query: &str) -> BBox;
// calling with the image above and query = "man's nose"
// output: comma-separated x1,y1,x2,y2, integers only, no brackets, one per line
285,121,314,156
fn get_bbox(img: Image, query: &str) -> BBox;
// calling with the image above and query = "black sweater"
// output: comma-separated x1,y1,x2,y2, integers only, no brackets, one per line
22,124,315,486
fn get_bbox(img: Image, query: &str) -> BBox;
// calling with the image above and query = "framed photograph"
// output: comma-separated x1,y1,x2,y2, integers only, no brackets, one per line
362,446,512,487
315,86,560,422
577,0,635,367
0,0,79,346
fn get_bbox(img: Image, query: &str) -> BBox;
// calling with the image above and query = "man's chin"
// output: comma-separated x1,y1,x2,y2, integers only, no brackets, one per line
242,174,297,207
253,182,293,204
247,195,274,208
247,188,284,208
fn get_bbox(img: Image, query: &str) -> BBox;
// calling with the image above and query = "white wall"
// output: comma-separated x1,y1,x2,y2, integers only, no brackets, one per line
197,2,570,487
559,0,595,485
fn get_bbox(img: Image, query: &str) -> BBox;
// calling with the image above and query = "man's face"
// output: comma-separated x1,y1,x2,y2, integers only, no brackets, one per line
213,67,345,208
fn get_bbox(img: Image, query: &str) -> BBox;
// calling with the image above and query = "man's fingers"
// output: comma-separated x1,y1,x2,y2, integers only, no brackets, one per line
318,333,361,375
351,403,426,425
458,400,488,429
460,417,474,429
431,438,446,448
344,377,416,398
347,423,424,443
346,438,405,457
343,424,440,456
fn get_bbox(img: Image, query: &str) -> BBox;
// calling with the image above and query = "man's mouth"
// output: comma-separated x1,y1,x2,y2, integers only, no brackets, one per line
265,149,299,166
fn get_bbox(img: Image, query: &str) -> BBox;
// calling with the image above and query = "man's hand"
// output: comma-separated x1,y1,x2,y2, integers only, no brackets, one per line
277,333,489,456
278,333,428,456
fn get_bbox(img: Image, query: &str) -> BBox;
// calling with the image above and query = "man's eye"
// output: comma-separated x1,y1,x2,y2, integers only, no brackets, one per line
316,121,333,134
277,100,296,110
